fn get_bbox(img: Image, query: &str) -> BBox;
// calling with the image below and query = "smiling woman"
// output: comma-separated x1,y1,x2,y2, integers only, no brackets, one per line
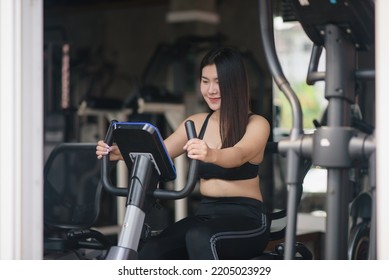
96,46,271,260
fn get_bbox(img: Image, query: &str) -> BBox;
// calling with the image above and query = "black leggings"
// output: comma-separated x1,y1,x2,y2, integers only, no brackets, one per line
138,196,270,260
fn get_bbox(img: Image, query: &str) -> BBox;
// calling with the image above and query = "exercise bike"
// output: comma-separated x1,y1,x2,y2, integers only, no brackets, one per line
100,119,198,260
99,119,313,260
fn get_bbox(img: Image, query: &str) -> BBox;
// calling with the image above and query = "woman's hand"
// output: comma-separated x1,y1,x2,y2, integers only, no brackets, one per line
183,138,214,163
96,140,123,161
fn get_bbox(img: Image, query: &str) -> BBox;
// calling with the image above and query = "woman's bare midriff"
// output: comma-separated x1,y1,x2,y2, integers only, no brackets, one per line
199,176,263,201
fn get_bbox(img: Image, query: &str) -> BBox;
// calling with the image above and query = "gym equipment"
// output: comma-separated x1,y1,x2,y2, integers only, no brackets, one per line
101,120,198,260
259,0,376,259
348,191,372,259
256,141,313,260
313,106,374,260
43,143,111,259
99,119,312,260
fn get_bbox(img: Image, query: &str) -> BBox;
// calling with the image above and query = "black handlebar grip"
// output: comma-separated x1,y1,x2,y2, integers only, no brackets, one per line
104,120,118,145
101,119,127,197
153,119,199,200
185,120,197,139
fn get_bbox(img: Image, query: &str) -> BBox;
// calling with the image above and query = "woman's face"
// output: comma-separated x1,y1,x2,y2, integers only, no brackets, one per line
200,64,221,111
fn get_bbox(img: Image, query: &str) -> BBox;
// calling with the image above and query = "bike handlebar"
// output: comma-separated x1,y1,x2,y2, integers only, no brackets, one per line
101,120,199,199
153,120,199,199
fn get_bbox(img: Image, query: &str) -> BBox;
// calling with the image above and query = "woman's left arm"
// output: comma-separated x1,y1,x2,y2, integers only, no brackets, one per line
185,115,270,168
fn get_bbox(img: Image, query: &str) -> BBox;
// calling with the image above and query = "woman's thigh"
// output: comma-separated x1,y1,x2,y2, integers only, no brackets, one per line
186,214,270,260
138,216,203,260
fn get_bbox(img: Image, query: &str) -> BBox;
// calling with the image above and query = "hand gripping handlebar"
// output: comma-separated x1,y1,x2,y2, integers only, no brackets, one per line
101,120,199,199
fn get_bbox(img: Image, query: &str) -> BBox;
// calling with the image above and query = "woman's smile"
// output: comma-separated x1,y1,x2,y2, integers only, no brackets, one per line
209,96,221,103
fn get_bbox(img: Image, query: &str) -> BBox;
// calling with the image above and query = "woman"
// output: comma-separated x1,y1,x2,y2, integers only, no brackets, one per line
96,47,271,259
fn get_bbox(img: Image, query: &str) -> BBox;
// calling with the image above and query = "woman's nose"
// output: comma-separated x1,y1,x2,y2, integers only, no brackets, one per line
208,83,218,94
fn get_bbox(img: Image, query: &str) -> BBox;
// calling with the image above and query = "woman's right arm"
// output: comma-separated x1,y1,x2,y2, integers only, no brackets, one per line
96,126,188,161
96,113,204,161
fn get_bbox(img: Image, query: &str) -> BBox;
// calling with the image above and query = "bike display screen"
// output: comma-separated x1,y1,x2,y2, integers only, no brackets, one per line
112,122,176,182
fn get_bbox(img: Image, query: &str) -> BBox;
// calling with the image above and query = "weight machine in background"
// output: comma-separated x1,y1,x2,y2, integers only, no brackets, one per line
259,0,376,259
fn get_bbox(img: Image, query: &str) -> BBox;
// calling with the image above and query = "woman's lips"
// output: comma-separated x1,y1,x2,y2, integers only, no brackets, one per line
209,97,220,103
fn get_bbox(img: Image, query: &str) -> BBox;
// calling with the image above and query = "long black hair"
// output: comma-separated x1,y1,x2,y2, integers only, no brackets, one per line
200,47,250,148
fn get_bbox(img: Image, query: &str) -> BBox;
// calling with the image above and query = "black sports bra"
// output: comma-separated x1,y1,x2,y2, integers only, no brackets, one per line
197,113,259,180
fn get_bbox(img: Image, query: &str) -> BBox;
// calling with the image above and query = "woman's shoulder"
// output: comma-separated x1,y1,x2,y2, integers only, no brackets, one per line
249,113,269,122
248,113,271,129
